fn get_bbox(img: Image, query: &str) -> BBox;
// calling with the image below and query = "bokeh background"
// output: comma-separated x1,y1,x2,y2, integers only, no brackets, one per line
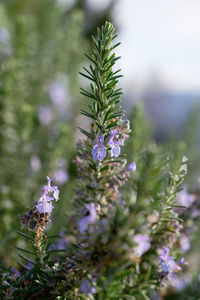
0,0,200,297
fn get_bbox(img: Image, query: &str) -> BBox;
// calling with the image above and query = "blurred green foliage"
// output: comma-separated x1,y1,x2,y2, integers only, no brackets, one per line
0,0,85,265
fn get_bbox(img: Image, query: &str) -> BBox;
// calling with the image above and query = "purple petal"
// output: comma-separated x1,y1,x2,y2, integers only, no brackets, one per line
97,148,107,161
110,145,120,158
92,147,98,160
128,161,136,172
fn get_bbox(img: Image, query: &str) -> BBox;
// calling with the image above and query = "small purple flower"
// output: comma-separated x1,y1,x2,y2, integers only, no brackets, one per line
92,134,107,161
46,176,60,201
49,244,56,250
133,234,151,257
177,189,195,209
49,82,67,107
36,177,59,214
128,161,136,172
53,169,69,185
56,237,68,250
12,267,21,278
180,235,190,253
78,203,97,233
38,106,53,126
108,130,121,158
0,27,10,43
80,279,96,295
30,156,41,172
159,247,187,276
159,247,176,274
0,27,12,56
171,273,192,291
37,198,53,214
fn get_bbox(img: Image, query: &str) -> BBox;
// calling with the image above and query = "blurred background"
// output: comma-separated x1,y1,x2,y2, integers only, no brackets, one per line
0,0,200,297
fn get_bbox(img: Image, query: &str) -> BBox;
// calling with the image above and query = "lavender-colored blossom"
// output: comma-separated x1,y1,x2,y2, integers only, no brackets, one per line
38,106,53,125
170,273,192,291
57,237,68,250
159,247,176,274
0,27,12,56
177,189,195,209
49,82,67,106
0,27,10,44
30,155,41,172
158,247,187,277
180,235,190,253
36,177,59,214
37,199,53,214
20,177,60,232
80,279,96,295
78,203,97,233
191,206,200,218
25,261,34,274
128,161,136,172
12,267,21,278
108,130,121,158
133,234,151,257
49,244,56,251
46,176,60,201
53,169,69,185
92,134,107,161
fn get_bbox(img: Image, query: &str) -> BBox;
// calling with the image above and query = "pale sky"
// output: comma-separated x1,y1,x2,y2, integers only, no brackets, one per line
112,0,200,94
61,0,200,96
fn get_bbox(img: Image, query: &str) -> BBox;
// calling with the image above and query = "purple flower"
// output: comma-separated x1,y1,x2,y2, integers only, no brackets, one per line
133,234,151,257
49,82,67,107
92,134,107,161
180,235,190,253
36,177,59,214
177,189,195,209
78,203,97,233
158,247,187,276
0,27,10,44
38,106,53,126
46,176,60,201
12,267,21,278
108,130,121,158
128,161,136,172
49,244,56,250
56,237,68,250
30,156,41,172
80,279,96,295
170,273,192,291
37,198,53,214
53,169,69,185
159,247,176,274
0,27,12,56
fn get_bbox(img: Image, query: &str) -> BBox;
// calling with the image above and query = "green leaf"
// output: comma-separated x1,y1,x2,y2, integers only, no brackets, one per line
17,260,32,270
18,253,37,265
139,290,150,300
17,231,34,242
81,109,96,120
78,127,93,139
84,53,97,66
46,249,66,254
79,72,95,82
15,246,36,255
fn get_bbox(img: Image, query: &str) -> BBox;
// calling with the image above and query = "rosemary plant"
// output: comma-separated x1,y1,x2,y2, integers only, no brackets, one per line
1,21,199,300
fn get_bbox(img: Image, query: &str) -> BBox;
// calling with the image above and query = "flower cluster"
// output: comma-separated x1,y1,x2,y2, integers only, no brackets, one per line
159,247,187,281
78,203,97,233
92,126,131,162
133,234,151,258
20,176,59,232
